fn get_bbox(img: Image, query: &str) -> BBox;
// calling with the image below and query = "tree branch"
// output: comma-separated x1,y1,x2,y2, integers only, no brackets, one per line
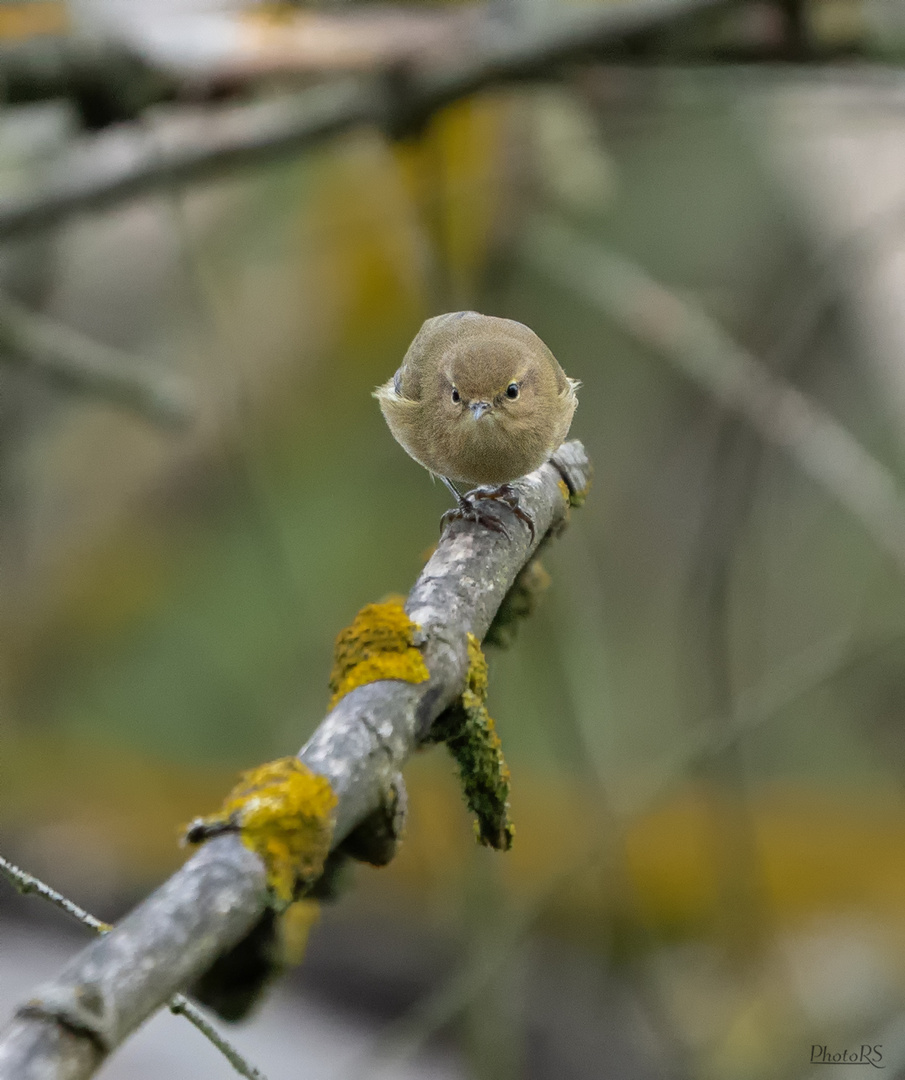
0,38,177,128
521,214,905,579
0,292,192,428
0,440,591,1080
0,856,270,1080
389,0,734,134
0,0,734,243
0,1,877,121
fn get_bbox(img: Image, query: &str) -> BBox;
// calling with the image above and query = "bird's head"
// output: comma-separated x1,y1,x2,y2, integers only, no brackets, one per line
440,334,539,433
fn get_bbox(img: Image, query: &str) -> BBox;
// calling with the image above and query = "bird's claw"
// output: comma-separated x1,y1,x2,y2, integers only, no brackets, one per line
441,500,511,539
441,484,535,543
479,484,537,543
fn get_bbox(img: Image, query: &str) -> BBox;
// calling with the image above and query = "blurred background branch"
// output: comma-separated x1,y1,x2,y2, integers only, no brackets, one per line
0,0,803,242
0,290,191,426
522,213,905,579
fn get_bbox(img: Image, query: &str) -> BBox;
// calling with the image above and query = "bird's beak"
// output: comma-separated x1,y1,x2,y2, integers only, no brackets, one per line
470,401,491,420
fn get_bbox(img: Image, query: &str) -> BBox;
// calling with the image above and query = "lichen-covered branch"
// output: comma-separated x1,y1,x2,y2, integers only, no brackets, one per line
0,440,590,1080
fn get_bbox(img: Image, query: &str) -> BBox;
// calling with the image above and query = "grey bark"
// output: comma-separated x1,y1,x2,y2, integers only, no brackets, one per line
0,440,590,1080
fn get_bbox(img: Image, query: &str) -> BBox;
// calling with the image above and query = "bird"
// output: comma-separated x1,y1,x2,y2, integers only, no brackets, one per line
374,311,579,539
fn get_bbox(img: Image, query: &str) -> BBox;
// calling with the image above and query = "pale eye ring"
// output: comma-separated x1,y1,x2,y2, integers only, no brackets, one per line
506,382,519,400
451,387,460,403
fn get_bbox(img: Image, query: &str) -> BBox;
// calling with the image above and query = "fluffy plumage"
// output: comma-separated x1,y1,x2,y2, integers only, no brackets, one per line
375,311,578,488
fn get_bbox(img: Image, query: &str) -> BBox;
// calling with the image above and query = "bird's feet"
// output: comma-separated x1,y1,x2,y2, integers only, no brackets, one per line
441,484,535,542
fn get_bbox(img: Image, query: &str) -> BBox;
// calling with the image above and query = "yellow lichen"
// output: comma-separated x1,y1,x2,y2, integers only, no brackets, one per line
430,634,515,851
568,467,593,507
556,462,593,508
276,898,320,966
186,757,337,906
328,600,430,709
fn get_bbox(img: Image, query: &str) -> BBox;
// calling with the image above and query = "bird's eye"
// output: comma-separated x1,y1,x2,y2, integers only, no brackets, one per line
451,388,460,403
506,383,519,400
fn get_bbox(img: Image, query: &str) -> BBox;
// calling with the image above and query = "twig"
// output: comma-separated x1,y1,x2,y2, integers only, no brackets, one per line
0,855,270,1080
521,213,905,579
0,440,590,1080
168,996,268,1080
0,0,734,244
0,291,192,428
0,855,109,935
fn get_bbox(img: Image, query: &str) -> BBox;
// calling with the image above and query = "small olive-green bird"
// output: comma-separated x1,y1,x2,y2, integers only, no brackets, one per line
375,311,579,537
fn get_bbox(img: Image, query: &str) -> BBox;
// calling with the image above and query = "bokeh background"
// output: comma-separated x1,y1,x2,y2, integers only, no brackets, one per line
3,1,905,1077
